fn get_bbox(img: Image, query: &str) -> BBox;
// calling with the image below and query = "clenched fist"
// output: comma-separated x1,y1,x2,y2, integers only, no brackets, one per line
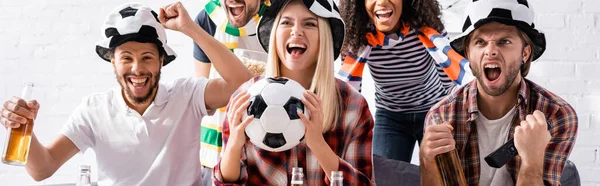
514,110,551,166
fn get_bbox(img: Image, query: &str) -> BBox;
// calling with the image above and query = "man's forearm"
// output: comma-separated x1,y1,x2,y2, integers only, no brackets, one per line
420,158,443,186
25,134,55,181
516,162,544,186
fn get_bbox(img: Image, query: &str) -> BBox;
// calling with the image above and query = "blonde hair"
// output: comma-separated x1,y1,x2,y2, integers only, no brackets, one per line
264,4,341,132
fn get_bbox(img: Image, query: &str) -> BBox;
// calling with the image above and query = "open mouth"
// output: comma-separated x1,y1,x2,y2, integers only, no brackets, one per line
228,3,245,17
128,77,149,88
286,43,307,57
375,9,393,21
484,64,501,82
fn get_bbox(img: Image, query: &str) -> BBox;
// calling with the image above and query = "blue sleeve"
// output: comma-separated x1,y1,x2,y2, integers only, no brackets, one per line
193,10,217,63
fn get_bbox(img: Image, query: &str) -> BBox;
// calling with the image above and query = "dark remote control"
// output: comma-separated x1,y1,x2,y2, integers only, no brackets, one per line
484,138,518,168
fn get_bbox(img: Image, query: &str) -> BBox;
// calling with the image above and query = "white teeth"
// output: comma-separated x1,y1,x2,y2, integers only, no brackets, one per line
375,10,392,15
228,4,244,8
485,64,499,68
288,43,306,49
130,78,147,84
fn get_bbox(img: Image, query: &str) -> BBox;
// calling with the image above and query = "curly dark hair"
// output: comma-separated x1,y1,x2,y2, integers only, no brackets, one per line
340,0,445,57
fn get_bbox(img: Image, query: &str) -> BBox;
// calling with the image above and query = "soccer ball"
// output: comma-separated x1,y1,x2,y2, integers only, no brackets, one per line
244,77,309,152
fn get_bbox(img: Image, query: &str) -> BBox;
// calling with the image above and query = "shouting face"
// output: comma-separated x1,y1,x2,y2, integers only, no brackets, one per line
224,0,264,27
467,22,531,96
112,41,163,105
275,0,320,73
365,0,403,33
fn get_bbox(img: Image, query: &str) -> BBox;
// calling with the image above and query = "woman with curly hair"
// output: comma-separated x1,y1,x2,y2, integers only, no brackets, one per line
337,0,474,162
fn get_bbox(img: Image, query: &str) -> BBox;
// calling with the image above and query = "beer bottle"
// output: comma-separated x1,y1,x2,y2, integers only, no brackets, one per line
330,171,343,186
291,167,304,186
2,82,35,166
76,164,92,186
432,113,467,186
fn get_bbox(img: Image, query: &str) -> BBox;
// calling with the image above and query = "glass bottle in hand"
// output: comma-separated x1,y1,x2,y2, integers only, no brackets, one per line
2,82,35,166
432,114,467,186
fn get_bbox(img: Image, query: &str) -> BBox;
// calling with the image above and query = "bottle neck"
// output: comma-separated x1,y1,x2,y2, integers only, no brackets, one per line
330,179,343,186
330,171,343,186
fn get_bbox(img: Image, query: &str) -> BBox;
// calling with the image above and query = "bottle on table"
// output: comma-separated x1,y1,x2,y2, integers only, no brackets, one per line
76,164,92,186
291,167,304,186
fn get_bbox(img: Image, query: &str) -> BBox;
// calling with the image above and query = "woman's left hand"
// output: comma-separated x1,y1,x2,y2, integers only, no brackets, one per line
297,90,325,148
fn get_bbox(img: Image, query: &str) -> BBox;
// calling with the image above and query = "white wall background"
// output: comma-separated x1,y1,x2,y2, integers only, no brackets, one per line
0,0,598,185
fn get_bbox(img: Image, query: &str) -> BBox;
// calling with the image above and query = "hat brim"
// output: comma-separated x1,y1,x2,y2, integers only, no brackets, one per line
450,18,546,61
95,34,177,66
257,0,345,61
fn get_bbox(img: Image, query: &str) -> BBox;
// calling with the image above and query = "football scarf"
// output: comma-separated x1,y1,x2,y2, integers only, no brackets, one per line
337,24,475,92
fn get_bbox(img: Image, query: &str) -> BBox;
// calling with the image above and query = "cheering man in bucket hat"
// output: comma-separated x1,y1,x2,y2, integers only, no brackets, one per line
0,2,252,185
420,0,578,185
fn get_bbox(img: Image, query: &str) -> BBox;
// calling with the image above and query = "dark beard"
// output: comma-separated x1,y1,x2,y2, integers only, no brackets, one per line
473,63,520,96
116,71,161,105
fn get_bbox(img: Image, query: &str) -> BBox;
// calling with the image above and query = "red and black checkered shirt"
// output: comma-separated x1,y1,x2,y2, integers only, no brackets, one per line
426,79,578,185
214,77,374,186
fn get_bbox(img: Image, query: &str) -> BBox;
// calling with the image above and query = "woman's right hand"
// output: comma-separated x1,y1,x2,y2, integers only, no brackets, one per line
1,97,39,129
226,91,254,149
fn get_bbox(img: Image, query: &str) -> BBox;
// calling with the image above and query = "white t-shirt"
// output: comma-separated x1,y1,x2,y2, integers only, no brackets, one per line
476,106,516,186
61,77,211,186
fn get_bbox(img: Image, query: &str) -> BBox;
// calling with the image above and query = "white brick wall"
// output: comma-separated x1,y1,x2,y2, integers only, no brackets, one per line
0,0,598,185
529,0,600,185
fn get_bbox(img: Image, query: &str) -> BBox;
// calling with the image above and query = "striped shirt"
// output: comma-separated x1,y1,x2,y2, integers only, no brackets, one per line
368,29,454,112
214,77,374,186
426,79,578,185
337,26,475,113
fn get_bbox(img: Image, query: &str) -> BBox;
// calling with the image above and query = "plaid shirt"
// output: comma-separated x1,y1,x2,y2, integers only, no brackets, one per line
426,79,578,186
214,77,374,186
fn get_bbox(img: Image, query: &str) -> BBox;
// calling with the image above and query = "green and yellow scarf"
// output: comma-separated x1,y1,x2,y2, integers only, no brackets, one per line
204,0,269,50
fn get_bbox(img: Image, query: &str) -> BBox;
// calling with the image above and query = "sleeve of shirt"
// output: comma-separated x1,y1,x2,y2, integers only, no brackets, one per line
213,159,248,186
213,77,260,185
325,91,374,185
542,103,578,185
193,10,217,63
191,77,215,117
60,98,96,153
424,98,448,128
